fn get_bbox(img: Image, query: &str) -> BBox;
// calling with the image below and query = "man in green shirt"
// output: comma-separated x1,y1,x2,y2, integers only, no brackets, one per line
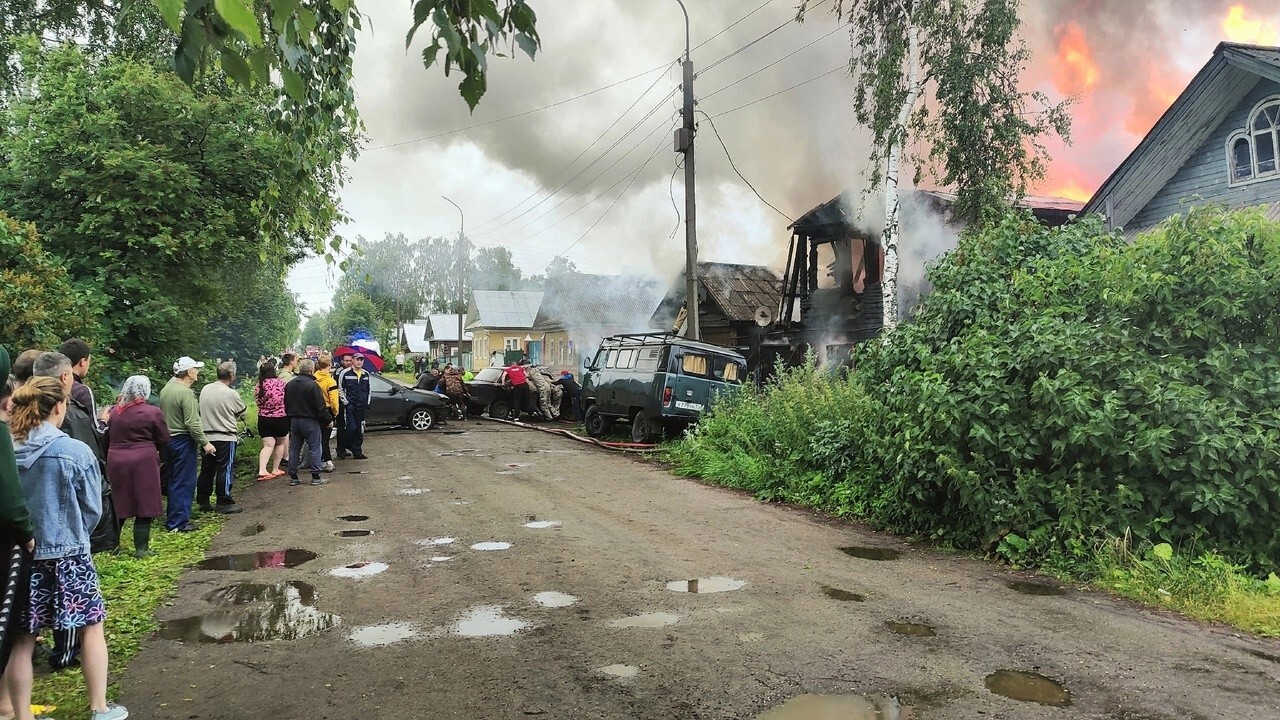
159,356,214,532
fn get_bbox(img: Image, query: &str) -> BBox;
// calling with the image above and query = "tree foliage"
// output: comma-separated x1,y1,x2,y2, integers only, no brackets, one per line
0,212,104,352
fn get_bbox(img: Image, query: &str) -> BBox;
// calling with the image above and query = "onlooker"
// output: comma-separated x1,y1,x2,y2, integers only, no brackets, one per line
284,359,329,486
277,352,298,382
337,354,370,460
313,354,339,473
159,357,214,532
197,362,245,514
56,338,97,425
7,377,128,720
255,362,289,481
395,351,405,374
10,350,40,385
104,376,169,558
0,347,36,677
503,361,530,420
334,353,354,458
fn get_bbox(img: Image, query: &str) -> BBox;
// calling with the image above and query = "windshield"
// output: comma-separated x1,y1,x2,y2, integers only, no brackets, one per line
474,368,504,382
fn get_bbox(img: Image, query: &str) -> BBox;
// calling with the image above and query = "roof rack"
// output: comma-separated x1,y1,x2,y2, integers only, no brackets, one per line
600,332,748,358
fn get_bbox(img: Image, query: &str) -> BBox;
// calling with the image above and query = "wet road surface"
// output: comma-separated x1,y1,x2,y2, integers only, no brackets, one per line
122,423,1280,719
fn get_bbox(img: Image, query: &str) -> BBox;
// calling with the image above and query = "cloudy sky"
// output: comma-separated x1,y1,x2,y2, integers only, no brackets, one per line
288,1,1280,315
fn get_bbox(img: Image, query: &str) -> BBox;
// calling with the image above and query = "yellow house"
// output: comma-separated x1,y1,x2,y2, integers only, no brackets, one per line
466,290,544,371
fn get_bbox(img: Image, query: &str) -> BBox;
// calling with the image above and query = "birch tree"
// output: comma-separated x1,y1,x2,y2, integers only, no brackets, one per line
803,0,1071,331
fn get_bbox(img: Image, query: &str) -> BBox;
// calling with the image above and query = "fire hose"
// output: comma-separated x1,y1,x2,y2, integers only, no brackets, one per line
481,416,659,452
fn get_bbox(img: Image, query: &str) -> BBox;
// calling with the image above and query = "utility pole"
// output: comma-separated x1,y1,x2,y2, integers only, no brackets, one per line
443,196,466,369
675,0,700,340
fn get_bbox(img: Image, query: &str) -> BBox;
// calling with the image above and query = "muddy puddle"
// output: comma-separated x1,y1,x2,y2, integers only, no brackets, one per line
437,449,488,457
532,591,579,607
349,622,418,647
396,488,428,495
1007,580,1066,596
337,515,369,522
821,585,865,602
666,576,745,593
886,621,936,637
159,580,339,643
334,529,373,538
756,694,911,719
239,523,265,537
523,520,561,529
984,670,1072,707
329,561,389,579
609,612,680,629
430,556,453,562
196,549,317,571
839,546,902,561
417,537,456,546
600,664,639,678
471,541,511,551
451,605,532,637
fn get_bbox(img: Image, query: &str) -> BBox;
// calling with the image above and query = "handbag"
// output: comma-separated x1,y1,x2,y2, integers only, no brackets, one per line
90,476,121,554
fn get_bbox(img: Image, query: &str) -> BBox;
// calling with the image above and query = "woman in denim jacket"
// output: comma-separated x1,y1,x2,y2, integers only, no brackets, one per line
6,377,126,720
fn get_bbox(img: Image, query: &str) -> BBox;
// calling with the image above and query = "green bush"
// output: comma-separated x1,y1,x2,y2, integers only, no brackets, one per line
674,206,1280,573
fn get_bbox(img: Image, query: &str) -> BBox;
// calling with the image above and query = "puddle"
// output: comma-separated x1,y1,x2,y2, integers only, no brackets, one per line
532,591,579,608
338,515,369,522
398,475,413,481
346,471,367,475
334,529,373,538
397,488,428,495
523,520,562,529
239,523,265,537
158,581,339,643
609,612,680,629
821,585,865,602
349,622,418,647
471,541,511,551
984,670,1072,707
430,556,453,562
666,576,746,594
1007,580,1066,596
329,561,389,579
506,463,530,468
451,605,532,637
600,664,639,678
838,546,902,561
886,621,936,637
452,500,473,506
755,694,911,719
437,449,488,457
196,549,317,571
417,537,456,546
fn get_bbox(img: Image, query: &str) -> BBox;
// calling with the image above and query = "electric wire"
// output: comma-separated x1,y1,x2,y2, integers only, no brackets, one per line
696,110,793,222
707,65,845,119
366,60,674,151
667,162,683,241
700,26,843,101
699,0,831,76
690,0,775,52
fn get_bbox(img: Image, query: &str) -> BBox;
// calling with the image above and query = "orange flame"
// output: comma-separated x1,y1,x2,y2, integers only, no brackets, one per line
1124,66,1182,136
1043,181,1093,204
1223,5,1279,45
1052,22,1099,97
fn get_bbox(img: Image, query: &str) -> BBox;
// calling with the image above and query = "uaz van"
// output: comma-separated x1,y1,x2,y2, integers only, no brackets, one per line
580,333,747,442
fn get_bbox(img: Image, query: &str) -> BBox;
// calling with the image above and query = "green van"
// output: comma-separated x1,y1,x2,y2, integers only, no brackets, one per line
580,333,748,442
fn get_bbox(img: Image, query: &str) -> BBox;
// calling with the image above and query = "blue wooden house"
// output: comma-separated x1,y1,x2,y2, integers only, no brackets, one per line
1084,43,1280,231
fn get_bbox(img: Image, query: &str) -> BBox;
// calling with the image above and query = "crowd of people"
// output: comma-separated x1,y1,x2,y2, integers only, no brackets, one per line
500,359,580,422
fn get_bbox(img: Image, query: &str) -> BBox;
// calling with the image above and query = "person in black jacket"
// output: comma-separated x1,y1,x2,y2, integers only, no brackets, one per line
284,360,329,486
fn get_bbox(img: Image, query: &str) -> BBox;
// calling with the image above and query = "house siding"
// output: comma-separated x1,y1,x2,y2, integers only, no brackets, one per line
1131,78,1280,229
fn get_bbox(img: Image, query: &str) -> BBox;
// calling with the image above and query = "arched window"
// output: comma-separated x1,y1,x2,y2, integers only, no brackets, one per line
1228,97,1280,184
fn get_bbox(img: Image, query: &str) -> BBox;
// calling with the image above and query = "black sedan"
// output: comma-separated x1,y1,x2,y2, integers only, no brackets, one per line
365,373,449,431
465,367,512,418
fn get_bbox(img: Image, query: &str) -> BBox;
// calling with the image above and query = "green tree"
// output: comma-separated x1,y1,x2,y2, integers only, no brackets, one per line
0,212,105,351
327,291,389,348
207,264,301,361
523,255,578,289
471,245,525,292
803,0,1071,331
0,43,318,364
300,311,329,348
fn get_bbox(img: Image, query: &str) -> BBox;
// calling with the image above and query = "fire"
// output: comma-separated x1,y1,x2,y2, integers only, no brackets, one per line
1052,22,1099,97
1124,66,1182,136
1223,5,1279,45
1044,181,1092,204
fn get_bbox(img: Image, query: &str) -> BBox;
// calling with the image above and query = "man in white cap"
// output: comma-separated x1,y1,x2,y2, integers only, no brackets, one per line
159,356,215,532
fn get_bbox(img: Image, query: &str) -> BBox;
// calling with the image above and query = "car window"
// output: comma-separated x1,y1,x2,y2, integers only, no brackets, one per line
475,368,504,383
604,349,620,368
681,354,709,377
369,375,393,393
712,357,743,384
617,348,636,369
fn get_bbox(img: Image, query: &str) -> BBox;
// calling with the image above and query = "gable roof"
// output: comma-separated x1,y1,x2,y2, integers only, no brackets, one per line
425,314,473,343
400,320,430,353
652,262,783,326
1083,42,1280,228
533,273,661,330
468,291,543,329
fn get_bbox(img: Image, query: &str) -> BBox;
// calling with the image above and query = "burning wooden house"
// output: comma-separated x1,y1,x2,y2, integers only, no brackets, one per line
649,262,783,368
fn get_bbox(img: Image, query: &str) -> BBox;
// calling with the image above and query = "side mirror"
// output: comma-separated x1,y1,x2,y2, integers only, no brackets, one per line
387,385,400,395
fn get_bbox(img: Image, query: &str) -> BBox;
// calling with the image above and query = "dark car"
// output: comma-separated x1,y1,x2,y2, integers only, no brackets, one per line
581,333,747,442
465,367,513,418
365,373,449,431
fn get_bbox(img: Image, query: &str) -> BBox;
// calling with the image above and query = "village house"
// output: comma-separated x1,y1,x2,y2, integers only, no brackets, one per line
465,290,544,371
398,318,431,356
533,272,661,372
423,313,473,368
1084,42,1280,230
649,262,783,367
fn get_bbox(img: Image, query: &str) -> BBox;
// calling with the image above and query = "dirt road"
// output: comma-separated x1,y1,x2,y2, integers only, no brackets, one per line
120,423,1279,719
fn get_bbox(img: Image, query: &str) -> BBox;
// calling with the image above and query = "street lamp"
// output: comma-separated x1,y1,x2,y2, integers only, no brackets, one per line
442,195,466,368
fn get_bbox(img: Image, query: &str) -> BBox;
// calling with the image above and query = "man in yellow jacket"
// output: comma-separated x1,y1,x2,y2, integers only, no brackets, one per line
314,353,340,472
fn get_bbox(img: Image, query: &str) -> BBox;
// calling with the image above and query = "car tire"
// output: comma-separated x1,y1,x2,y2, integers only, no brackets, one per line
488,399,511,419
631,412,655,444
584,406,612,438
409,407,436,432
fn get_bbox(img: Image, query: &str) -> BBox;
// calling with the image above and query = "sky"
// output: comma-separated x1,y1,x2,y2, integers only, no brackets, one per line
287,1,1280,316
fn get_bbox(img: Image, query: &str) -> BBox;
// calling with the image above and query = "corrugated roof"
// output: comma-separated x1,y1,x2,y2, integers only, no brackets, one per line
425,314,473,342
534,273,661,329
651,263,783,325
469,291,543,329
400,321,430,353
1083,42,1280,228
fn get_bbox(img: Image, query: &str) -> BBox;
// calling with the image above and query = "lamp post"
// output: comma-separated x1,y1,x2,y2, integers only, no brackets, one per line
674,0,700,340
443,195,466,368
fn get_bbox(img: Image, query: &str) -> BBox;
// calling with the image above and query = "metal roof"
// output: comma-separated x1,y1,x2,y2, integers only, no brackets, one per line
399,321,430,353
425,314,473,342
651,262,783,326
533,273,661,329
468,291,543,329
1083,42,1280,228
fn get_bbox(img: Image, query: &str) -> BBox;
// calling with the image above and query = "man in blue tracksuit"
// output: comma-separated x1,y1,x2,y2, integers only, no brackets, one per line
337,354,371,460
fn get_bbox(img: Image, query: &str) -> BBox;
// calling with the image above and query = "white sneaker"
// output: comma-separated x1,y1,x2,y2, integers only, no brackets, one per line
322,461,336,472
92,703,129,720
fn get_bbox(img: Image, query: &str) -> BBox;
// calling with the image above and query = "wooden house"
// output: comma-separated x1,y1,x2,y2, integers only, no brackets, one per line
649,262,783,364
533,273,661,372
465,291,544,371
1084,43,1280,230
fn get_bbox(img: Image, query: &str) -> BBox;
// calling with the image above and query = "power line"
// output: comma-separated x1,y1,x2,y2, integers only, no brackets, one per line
701,26,843,101
696,110,792,222
691,0,775,52
470,61,679,232
366,61,673,151
707,65,845,119
699,0,831,76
